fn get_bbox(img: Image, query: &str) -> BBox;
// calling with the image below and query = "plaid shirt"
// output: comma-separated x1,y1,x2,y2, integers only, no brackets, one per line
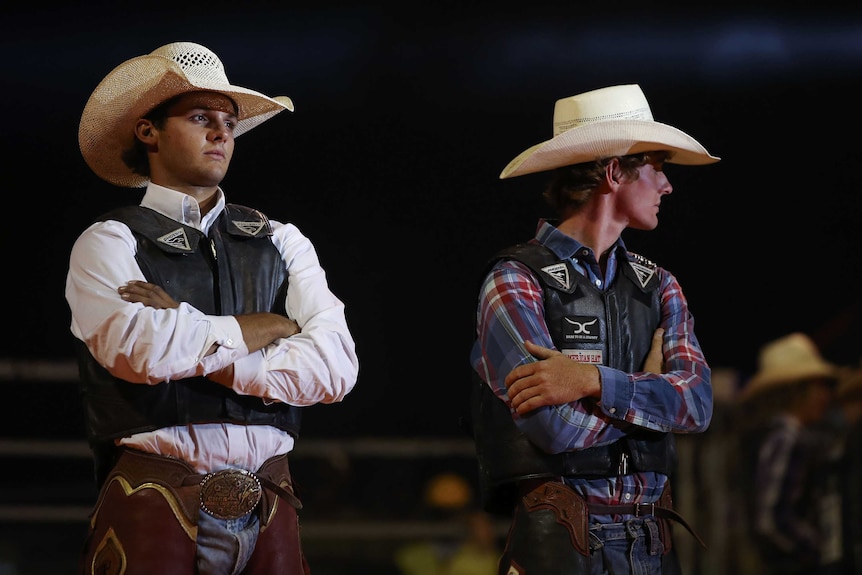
470,219,712,514
752,414,823,561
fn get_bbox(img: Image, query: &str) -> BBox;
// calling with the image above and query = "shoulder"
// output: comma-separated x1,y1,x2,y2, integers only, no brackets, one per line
73,217,135,248
625,250,657,269
624,249,677,289
268,219,321,262
69,218,138,269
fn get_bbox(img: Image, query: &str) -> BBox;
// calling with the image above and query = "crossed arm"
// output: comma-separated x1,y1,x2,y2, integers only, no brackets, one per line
505,328,665,415
118,279,301,386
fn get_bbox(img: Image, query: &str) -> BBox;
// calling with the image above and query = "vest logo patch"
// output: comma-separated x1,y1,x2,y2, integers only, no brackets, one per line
562,349,603,364
541,263,570,290
562,315,600,343
233,220,265,236
157,228,191,251
629,261,655,288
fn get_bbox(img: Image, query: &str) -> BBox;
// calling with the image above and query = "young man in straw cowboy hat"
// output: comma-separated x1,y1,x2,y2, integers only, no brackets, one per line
469,84,718,574
66,41,358,574
735,332,839,575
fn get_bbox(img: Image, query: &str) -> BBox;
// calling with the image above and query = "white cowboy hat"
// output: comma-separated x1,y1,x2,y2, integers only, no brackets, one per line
740,332,837,402
500,84,720,179
79,41,294,188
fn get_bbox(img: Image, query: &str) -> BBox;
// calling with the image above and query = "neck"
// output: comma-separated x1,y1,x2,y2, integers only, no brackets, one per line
556,208,624,258
190,188,219,216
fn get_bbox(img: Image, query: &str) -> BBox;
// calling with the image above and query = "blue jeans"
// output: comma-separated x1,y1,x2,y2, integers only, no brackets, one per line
196,509,260,575
588,519,669,575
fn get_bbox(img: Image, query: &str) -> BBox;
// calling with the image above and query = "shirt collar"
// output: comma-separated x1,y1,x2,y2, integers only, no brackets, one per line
534,218,628,261
140,183,226,234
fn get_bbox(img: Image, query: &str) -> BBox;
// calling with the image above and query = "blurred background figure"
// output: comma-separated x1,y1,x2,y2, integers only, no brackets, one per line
393,472,500,575
835,363,862,574
735,332,839,575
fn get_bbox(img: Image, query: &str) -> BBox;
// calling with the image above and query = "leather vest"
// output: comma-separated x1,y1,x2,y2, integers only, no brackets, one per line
76,204,302,479
471,242,677,513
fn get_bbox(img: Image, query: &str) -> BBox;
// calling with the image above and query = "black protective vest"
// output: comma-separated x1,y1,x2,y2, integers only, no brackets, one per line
75,204,302,483
471,242,677,513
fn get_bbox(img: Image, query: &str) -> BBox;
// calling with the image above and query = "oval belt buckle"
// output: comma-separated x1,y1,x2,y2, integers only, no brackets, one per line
200,468,263,520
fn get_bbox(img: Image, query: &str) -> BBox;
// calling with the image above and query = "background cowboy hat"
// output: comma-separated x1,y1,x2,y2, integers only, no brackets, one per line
740,332,837,402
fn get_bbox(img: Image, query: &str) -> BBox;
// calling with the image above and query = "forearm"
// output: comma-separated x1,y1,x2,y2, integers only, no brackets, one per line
223,310,359,406
596,273,713,433
234,312,300,354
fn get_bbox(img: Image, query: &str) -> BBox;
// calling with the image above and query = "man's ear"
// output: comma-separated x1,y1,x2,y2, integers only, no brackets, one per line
134,119,157,143
605,157,623,186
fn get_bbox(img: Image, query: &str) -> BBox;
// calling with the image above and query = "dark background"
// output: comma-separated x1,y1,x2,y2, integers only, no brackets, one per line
4,1,862,440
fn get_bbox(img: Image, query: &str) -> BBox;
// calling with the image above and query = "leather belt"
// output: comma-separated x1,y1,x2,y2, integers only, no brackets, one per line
108,448,302,525
589,502,706,548
517,478,706,550
184,466,302,520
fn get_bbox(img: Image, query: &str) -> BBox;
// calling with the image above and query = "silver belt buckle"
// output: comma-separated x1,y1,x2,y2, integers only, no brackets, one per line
199,468,262,520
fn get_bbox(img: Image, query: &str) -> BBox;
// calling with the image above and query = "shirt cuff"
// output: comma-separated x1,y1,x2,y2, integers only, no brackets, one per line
198,315,248,373
596,365,633,420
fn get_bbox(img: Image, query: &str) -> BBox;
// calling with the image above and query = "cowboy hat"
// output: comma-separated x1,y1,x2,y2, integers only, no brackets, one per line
79,41,294,188
500,84,720,179
740,332,837,402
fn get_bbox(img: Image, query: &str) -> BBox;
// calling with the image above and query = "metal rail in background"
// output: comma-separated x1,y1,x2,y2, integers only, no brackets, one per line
0,358,484,532
0,358,78,381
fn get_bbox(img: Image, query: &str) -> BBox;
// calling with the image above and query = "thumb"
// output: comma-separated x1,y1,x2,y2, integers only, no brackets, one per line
523,339,559,360
642,328,665,373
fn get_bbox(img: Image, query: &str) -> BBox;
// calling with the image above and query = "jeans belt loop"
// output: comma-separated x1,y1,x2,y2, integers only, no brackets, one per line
634,502,655,517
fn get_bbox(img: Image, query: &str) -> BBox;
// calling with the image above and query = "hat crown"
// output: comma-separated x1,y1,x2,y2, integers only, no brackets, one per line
757,332,827,373
152,42,230,86
552,84,654,137
740,332,836,401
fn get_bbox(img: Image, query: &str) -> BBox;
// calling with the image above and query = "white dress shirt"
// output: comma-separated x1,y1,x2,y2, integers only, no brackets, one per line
65,183,359,473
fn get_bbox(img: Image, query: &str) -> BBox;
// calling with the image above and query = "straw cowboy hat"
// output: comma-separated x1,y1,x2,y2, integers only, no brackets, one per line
79,41,294,188
500,84,720,179
740,332,837,402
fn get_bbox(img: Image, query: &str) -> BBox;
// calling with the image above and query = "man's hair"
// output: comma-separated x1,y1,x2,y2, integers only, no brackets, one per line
120,98,175,178
543,151,670,216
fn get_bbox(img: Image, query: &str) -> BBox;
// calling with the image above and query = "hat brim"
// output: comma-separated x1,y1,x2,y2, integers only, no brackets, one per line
79,54,293,188
500,119,720,179
740,364,836,402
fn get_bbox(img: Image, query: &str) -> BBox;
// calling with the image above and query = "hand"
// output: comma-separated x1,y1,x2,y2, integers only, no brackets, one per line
504,340,602,415
207,364,235,388
642,327,665,373
118,280,180,309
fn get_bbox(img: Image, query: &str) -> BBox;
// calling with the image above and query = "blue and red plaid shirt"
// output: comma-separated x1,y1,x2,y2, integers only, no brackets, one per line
470,219,712,516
